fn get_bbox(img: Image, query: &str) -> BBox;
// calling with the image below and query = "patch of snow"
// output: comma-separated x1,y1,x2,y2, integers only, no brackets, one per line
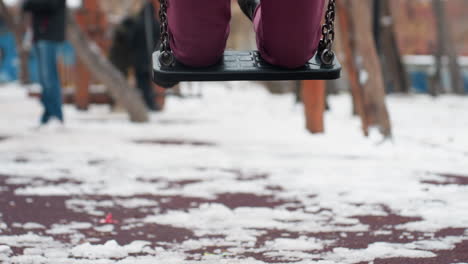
8,255,48,264
405,236,467,251
43,249,69,259
145,203,367,238
115,198,159,208
66,199,112,216
23,223,46,230
0,245,12,255
71,240,152,260
23,247,44,255
47,222,92,235
328,242,436,263
94,225,114,233
15,184,84,196
71,240,128,259
0,233,55,247
265,237,327,251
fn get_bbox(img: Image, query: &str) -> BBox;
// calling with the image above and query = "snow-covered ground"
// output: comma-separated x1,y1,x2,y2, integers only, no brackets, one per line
0,82,467,264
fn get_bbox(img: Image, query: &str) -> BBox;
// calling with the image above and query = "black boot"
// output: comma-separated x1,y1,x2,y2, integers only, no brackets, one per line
238,0,260,21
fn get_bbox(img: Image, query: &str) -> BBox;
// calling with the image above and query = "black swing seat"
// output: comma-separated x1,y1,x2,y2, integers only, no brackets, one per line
152,50,341,87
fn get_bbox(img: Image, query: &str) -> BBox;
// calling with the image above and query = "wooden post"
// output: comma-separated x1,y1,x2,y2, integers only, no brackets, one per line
302,80,325,134
153,84,166,111
75,59,91,110
380,0,410,93
432,0,464,95
349,0,392,138
337,0,369,136
74,0,111,110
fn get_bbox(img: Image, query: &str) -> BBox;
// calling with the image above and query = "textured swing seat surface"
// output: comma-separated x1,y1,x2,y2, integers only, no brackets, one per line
152,50,341,84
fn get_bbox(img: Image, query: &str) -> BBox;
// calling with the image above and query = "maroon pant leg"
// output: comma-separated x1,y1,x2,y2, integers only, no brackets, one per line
167,0,231,67
167,0,324,69
254,0,326,68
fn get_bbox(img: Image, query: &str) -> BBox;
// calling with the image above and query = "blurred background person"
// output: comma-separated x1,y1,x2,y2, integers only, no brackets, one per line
22,0,66,126
108,0,161,111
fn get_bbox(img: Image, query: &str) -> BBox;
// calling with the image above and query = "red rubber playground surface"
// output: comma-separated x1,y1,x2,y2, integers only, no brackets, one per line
1,84,468,263
1,173,468,263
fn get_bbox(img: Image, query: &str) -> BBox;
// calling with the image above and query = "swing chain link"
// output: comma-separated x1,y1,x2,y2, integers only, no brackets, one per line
318,0,336,66
159,0,175,67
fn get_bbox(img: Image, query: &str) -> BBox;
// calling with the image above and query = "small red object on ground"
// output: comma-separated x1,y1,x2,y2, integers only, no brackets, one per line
99,213,119,224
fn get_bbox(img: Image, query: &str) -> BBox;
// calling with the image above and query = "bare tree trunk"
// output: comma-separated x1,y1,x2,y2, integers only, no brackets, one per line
379,0,410,93
432,0,464,95
17,37,31,84
66,15,148,122
337,0,369,136
430,35,444,96
0,0,30,84
349,0,392,138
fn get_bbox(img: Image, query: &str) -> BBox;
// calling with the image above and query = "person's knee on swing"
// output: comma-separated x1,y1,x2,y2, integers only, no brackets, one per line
153,0,339,88
165,0,325,68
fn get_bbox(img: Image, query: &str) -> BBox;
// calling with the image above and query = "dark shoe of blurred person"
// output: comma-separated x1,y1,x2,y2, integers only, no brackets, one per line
23,0,66,125
109,17,135,77
108,17,136,110
238,0,261,21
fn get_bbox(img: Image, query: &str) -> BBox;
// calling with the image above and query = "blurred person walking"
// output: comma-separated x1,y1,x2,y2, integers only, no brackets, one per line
22,0,66,125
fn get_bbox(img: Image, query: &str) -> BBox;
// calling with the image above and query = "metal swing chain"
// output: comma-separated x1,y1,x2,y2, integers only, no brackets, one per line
159,0,175,67
318,0,337,66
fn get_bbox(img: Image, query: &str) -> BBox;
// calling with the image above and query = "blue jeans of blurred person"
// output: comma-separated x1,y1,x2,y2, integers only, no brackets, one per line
35,40,63,124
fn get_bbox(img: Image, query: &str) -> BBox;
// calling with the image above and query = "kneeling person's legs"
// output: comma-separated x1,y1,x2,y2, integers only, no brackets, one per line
168,0,231,67
254,0,325,69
